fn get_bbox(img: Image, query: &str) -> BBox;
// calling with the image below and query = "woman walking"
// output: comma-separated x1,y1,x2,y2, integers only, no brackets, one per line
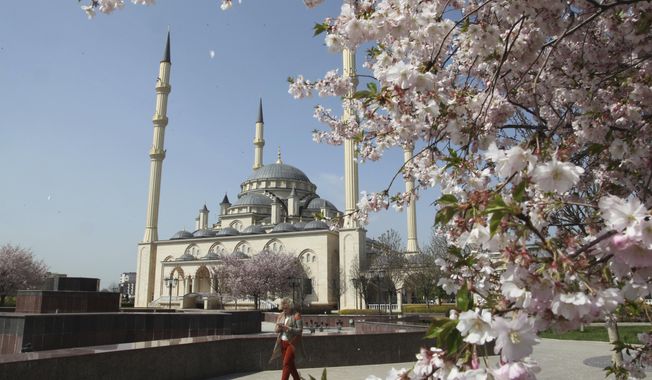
270,298,305,380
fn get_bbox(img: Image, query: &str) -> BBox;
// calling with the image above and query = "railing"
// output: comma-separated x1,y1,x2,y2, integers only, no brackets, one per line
367,303,401,312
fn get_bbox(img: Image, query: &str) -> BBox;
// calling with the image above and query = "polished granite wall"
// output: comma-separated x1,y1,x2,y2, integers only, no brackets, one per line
15,291,120,314
0,329,427,380
0,310,261,354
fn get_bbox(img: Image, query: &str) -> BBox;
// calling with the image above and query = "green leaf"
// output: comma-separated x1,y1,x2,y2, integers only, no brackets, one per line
512,181,527,202
456,283,472,311
313,22,329,37
489,210,505,236
321,368,328,380
426,318,452,339
426,318,464,354
309,376,317,380
434,206,457,226
353,90,371,99
366,82,378,95
437,194,458,206
485,195,508,213
460,18,470,33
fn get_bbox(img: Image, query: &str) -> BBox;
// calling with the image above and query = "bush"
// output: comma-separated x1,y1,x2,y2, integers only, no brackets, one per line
402,303,455,314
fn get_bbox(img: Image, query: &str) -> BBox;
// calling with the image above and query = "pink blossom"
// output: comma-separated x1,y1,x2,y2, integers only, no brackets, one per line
492,313,539,362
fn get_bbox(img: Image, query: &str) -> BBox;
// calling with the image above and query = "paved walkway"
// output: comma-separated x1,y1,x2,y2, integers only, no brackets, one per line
209,338,620,379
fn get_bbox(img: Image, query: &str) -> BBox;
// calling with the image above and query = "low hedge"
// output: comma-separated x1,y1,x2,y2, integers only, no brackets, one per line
402,303,455,314
339,309,387,315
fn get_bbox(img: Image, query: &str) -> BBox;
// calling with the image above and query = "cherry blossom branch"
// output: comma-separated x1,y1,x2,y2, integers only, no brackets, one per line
569,230,618,259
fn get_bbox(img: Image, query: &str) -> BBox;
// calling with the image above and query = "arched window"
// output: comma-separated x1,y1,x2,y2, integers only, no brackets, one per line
184,244,200,258
264,238,285,253
230,220,243,231
208,242,226,255
234,241,252,257
299,249,317,264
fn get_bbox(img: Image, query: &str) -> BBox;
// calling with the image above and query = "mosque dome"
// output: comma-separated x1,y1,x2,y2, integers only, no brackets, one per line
231,251,250,259
216,227,240,236
176,252,197,261
170,230,193,240
193,229,215,238
306,198,338,211
234,193,272,206
246,163,310,183
201,251,222,260
241,225,266,235
293,221,307,231
304,220,329,231
271,223,297,233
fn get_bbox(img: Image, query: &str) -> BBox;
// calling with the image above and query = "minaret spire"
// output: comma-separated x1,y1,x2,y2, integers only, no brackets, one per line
404,145,419,253
143,33,172,243
253,98,265,170
162,31,171,63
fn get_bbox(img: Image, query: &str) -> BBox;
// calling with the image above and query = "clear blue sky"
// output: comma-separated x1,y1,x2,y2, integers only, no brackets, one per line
0,0,439,288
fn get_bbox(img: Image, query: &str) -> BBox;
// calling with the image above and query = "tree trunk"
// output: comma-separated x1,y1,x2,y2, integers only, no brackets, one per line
605,315,624,373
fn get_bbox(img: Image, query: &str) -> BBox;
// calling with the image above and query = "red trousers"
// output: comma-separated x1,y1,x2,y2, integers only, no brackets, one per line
281,340,300,380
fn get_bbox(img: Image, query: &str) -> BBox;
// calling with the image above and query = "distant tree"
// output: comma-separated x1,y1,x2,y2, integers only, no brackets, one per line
219,250,305,309
405,231,449,305
0,244,49,306
349,262,371,309
369,229,407,303
329,266,348,311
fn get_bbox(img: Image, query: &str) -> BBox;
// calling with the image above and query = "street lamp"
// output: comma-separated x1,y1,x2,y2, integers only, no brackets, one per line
288,276,301,307
164,276,179,310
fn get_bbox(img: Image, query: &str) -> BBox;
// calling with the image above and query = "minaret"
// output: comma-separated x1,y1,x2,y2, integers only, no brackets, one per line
338,46,367,310
219,194,231,217
135,32,172,308
198,204,209,230
143,32,171,243
253,98,265,170
342,49,359,229
404,145,419,253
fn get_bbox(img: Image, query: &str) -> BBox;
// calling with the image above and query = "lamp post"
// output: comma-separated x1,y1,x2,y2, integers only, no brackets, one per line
288,276,301,307
164,276,178,310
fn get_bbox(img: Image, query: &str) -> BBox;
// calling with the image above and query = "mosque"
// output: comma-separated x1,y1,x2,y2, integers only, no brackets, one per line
134,34,419,310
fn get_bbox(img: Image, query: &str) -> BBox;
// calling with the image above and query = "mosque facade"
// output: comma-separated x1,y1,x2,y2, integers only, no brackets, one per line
134,34,417,310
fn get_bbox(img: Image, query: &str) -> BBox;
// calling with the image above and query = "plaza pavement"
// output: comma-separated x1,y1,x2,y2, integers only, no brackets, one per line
208,322,623,379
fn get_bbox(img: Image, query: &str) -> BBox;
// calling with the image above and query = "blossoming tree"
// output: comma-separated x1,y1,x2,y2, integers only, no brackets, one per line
217,250,307,310
81,0,651,378
0,244,49,306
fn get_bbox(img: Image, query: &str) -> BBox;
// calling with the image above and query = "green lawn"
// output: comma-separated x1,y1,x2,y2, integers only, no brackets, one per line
540,325,650,344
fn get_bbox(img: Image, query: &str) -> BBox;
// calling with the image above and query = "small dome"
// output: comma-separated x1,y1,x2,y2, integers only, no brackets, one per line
271,223,297,233
176,252,197,261
216,227,240,236
201,251,222,260
293,221,307,231
304,220,329,231
242,225,266,235
246,163,310,183
306,198,338,211
231,251,249,259
170,230,193,240
234,193,272,206
193,229,215,238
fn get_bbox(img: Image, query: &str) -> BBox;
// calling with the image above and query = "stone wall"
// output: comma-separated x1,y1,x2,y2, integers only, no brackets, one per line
15,291,120,314
0,310,261,354
0,330,428,380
